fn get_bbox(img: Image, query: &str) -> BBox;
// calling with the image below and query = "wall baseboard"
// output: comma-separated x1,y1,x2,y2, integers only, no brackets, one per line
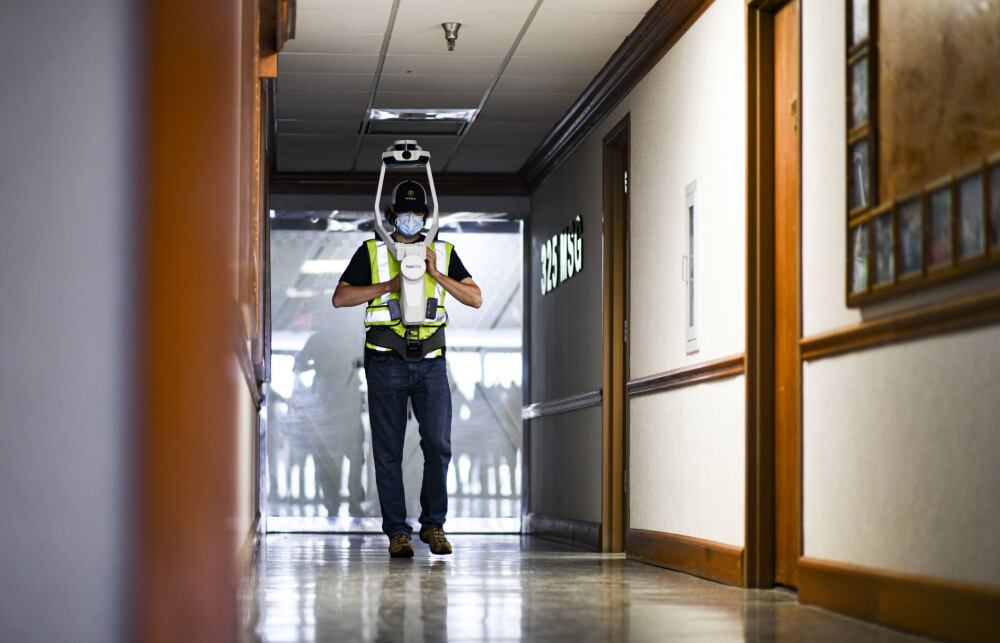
626,528,744,586
799,556,1000,642
236,513,263,581
524,512,601,551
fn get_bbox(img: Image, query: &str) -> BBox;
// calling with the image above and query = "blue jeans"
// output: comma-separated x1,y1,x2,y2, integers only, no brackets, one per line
365,353,452,536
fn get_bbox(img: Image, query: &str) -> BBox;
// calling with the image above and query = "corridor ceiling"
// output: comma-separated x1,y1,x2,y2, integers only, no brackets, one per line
276,0,656,174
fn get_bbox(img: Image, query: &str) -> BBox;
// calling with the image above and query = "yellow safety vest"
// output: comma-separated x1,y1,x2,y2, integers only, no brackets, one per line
363,238,452,358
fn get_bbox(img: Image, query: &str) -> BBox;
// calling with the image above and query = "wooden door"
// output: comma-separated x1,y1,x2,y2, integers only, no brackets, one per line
773,0,801,588
602,116,630,553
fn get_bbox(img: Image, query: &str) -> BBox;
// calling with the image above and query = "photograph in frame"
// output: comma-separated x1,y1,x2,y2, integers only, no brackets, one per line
873,211,894,285
898,198,923,278
851,222,870,295
929,186,953,268
991,164,1000,248
957,172,984,261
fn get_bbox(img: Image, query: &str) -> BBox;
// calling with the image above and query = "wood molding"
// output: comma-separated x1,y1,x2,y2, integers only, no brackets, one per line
235,513,262,581
233,315,263,409
799,556,1000,642
525,512,601,551
626,354,745,397
522,389,602,420
278,0,295,50
519,0,714,190
744,1,778,589
259,0,278,78
626,528,744,587
270,171,528,197
800,289,1000,361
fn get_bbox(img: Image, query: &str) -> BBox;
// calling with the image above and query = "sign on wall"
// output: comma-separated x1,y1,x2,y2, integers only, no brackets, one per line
540,214,584,295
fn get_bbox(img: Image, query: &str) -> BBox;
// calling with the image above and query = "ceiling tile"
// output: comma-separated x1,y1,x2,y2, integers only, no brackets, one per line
459,122,551,149
277,144,358,173
502,54,609,78
278,150,356,174
278,120,360,136
292,7,391,37
371,91,483,110
278,91,370,121
278,131,359,148
476,93,577,123
277,88,369,108
540,0,655,12
280,53,380,74
392,0,538,14
528,8,646,36
492,73,593,95
446,146,533,173
515,12,635,58
283,32,386,56
382,54,504,76
278,72,374,93
378,72,494,93
296,0,394,10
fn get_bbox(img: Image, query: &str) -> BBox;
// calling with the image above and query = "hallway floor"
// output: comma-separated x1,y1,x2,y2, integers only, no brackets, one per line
244,534,926,642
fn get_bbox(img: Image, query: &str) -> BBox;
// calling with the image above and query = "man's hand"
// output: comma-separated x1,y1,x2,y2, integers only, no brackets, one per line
425,245,440,278
388,274,401,292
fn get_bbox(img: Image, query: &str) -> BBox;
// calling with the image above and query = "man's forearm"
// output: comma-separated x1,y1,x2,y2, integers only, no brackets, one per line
332,280,393,308
433,273,483,309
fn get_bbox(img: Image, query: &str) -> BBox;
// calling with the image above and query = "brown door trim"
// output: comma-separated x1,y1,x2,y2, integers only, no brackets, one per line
602,114,630,553
746,0,802,589
772,0,802,588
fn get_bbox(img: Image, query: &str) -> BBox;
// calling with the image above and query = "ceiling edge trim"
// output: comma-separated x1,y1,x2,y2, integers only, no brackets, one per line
518,0,716,192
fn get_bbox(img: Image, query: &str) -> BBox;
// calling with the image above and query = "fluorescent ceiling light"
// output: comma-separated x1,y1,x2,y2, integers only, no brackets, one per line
368,108,477,122
299,259,349,275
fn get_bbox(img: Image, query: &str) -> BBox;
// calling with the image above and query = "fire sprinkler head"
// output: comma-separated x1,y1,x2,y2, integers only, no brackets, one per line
442,22,461,52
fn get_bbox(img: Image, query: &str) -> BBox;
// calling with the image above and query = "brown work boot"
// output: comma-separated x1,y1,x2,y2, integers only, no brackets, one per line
388,532,414,558
419,526,453,555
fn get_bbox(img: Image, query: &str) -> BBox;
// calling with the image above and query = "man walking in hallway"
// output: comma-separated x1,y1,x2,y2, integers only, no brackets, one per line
332,180,483,558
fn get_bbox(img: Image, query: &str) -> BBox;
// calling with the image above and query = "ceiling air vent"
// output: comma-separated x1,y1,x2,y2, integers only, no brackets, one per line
365,108,477,136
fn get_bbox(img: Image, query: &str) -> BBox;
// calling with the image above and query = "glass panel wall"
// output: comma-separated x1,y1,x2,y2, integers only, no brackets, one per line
266,211,522,532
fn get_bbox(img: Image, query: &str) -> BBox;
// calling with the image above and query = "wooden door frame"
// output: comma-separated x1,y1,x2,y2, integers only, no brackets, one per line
602,114,631,553
745,0,803,588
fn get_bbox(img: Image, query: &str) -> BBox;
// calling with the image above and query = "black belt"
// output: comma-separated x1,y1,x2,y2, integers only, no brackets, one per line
366,326,446,362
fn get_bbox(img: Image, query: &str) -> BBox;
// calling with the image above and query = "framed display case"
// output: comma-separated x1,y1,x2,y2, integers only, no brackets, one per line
845,0,1000,306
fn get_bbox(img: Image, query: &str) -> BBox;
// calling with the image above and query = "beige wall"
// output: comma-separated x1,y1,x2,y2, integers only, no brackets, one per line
527,0,747,543
801,0,1000,586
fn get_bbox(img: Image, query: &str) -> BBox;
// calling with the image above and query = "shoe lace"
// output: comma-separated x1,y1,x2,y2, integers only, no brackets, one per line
428,528,447,544
391,533,409,546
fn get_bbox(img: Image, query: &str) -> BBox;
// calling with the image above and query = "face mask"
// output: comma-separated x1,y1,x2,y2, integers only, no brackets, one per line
395,212,425,237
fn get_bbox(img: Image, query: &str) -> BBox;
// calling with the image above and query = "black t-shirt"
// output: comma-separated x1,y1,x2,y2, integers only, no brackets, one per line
339,237,472,286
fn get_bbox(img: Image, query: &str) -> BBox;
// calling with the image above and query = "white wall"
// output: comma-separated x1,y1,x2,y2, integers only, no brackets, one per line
622,0,747,375
629,377,745,544
528,0,747,543
802,0,1000,586
0,2,136,641
619,0,746,544
804,326,1000,586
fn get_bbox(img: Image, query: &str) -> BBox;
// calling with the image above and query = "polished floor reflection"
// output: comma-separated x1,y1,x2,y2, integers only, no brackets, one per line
244,535,926,642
